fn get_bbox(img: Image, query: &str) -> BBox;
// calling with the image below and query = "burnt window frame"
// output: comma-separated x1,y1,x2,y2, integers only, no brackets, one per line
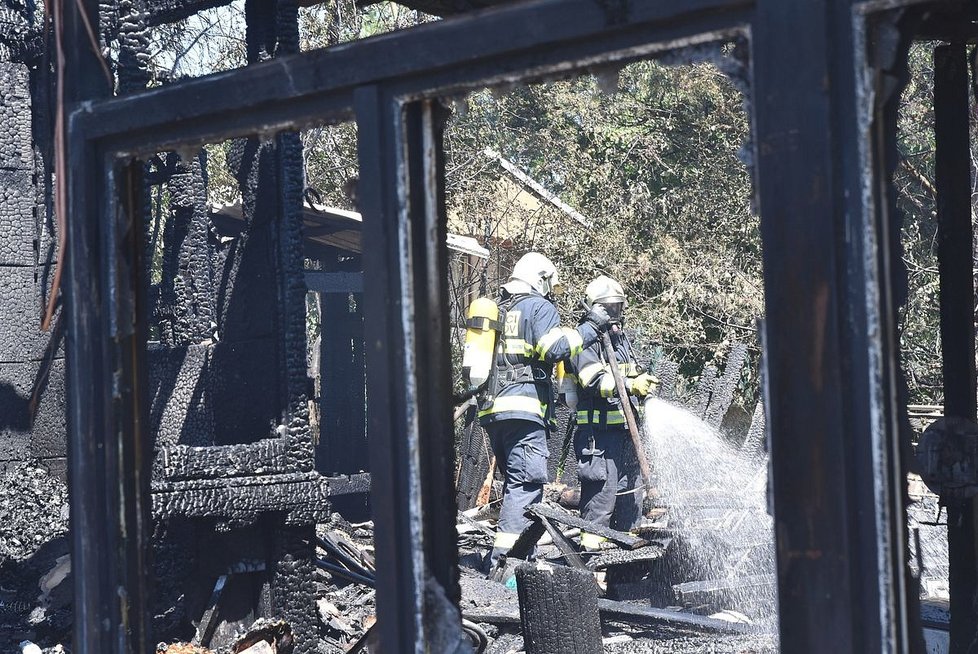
60,0,942,652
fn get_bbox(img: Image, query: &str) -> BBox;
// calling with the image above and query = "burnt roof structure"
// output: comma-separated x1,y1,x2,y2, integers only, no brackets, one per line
0,0,975,652
358,0,512,14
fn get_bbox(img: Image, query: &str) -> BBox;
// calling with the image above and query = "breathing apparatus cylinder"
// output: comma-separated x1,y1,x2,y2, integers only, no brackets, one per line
556,361,578,412
462,297,501,393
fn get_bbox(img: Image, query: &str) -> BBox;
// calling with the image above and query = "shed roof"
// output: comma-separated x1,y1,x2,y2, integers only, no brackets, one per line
210,200,489,259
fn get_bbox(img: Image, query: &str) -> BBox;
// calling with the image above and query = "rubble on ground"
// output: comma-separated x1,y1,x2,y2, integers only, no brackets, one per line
0,463,69,563
0,468,935,653
0,463,72,653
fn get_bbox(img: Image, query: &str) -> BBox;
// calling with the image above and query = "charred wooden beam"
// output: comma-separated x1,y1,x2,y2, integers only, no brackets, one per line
463,598,757,635
934,41,978,654
146,0,234,26
357,90,466,650
64,0,148,650
596,598,753,635
151,472,332,524
304,271,364,293
526,503,647,549
673,574,776,607
752,2,917,652
538,516,589,571
355,0,512,16
192,575,227,647
585,544,668,571
72,0,753,155
493,516,546,567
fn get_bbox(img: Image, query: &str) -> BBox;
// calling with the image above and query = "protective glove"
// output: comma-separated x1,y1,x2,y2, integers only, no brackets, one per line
584,303,612,332
627,373,659,398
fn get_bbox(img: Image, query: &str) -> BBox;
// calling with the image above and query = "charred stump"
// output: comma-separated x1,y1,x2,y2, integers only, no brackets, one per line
515,562,602,654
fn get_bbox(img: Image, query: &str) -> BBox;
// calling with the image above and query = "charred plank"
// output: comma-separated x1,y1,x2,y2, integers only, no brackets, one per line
526,503,647,549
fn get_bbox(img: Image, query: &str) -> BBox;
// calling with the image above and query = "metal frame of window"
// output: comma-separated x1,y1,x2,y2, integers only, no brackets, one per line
61,0,961,651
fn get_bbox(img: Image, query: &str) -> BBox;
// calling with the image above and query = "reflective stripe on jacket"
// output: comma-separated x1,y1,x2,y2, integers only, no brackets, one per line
478,292,598,427
569,329,641,429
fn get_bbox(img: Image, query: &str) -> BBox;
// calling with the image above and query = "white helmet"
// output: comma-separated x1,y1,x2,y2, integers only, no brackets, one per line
585,275,627,321
503,252,562,298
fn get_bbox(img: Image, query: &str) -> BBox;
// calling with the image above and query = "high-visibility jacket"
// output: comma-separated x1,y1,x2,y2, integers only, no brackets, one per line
570,328,641,429
478,292,599,428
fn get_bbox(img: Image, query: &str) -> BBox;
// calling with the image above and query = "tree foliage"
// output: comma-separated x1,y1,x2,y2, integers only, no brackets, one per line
144,4,968,408
443,53,760,391
896,44,948,407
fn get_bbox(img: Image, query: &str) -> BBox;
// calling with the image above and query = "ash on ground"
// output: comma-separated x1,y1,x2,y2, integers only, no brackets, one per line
0,462,71,652
0,463,949,653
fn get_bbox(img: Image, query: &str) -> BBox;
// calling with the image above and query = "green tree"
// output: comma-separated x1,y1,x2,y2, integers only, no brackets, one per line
443,53,760,396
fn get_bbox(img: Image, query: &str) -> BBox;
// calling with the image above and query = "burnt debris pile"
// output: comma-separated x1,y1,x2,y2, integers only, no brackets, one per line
0,0,354,647
451,343,779,653
0,464,71,650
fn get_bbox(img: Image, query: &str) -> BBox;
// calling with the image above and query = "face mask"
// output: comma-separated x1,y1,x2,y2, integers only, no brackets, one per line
601,302,624,323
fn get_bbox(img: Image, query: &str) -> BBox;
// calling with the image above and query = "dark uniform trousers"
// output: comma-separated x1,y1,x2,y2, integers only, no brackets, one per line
576,426,644,533
487,419,549,564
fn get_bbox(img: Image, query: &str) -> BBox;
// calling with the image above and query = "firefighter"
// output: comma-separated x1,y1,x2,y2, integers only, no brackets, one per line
570,275,657,548
480,252,612,567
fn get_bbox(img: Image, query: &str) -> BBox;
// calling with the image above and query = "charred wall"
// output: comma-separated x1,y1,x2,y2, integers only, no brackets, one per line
0,2,62,475
0,5,71,650
140,0,327,649
0,0,336,649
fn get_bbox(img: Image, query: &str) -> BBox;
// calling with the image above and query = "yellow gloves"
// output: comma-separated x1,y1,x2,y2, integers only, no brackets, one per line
628,373,659,398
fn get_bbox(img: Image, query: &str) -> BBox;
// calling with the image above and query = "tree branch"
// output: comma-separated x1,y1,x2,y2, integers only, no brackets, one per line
900,157,937,200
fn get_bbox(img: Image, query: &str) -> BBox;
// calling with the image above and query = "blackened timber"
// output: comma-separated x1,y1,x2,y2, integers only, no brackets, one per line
516,564,603,654
356,0,510,16
463,600,756,634
357,92,467,649
585,545,668,571
754,4,852,636
673,574,776,606
158,439,314,481
357,86,440,651
151,472,332,524
193,575,227,647
72,0,753,155
860,11,922,653
145,0,233,26
403,99,463,606
595,599,753,635
526,503,646,549
934,42,977,654
114,162,154,654
322,472,371,497
934,43,977,422
305,271,364,293
751,0,913,651
503,518,548,562
64,0,144,652
539,516,588,571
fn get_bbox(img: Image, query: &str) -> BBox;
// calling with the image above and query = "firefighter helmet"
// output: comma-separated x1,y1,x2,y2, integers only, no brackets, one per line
585,275,627,323
503,252,563,298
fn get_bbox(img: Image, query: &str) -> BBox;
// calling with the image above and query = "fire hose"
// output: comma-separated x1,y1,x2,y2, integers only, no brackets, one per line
600,331,654,497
